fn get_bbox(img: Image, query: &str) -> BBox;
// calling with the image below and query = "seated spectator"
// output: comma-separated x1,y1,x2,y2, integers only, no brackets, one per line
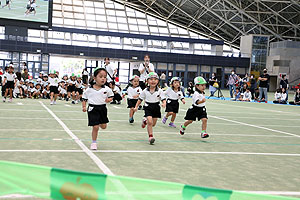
232,88,242,101
242,88,252,102
109,81,122,104
240,83,248,94
273,88,287,104
209,73,218,97
289,88,300,105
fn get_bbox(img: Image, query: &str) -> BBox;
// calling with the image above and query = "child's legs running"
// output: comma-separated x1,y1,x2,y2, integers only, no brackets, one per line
67,92,71,98
129,108,135,118
4,88,8,97
183,120,193,128
9,88,13,98
99,124,107,129
152,118,158,127
50,92,54,101
201,118,208,131
146,116,154,136
170,113,176,122
166,112,172,118
54,94,58,101
76,92,80,100
92,125,100,141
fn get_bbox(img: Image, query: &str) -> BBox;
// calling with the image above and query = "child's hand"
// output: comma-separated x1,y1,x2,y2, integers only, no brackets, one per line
202,98,206,103
105,97,113,103
133,107,138,112
162,101,166,108
182,99,186,104
82,107,87,112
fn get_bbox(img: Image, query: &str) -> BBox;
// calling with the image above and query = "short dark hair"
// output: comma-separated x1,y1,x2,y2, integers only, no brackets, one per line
104,57,110,61
144,54,150,59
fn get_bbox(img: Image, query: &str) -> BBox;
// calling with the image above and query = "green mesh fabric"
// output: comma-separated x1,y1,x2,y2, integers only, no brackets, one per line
0,161,298,200
0,161,51,199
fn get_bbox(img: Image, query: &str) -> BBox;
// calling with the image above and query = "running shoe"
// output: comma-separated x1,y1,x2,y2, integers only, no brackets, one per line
180,125,185,135
90,143,97,150
201,132,209,138
149,137,155,145
162,116,167,124
168,122,176,128
141,118,147,128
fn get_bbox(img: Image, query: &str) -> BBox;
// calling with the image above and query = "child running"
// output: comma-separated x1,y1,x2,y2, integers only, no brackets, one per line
67,74,77,104
180,77,209,138
123,75,141,123
82,67,114,150
162,77,185,128
48,70,59,105
134,72,166,145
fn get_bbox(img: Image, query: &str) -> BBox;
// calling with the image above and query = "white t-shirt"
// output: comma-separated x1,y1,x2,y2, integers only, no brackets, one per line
139,63,154,82
139,87,166,103
76,80,83,88
127,86,141,99
4,72,16,81
68,80,76,85
42,89,50,94
113,86,121,96
164,87,184,101
193,90,206,107
58,86,67,94
243,91,252,100
42,81,48,88
104,64,116,82
48,77,59,87
36,78,42,83
82,86,114,105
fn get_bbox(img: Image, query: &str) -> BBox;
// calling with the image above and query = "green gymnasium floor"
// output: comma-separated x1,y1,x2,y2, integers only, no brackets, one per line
0,96,299,199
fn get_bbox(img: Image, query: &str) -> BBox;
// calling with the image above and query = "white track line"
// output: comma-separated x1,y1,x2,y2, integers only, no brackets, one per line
209,115,300,138
241,191,300,196
39,101,113,175
39,102,134,200
1,149,300,156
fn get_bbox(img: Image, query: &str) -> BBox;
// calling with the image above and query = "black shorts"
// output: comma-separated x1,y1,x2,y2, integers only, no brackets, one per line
76,88,83,95
165,99,179,113
87,104,109,126
67,85,76,93
50,86,59,94
5,81,14,89
26,5,30,9
127,99,138,108
144,102,161,118
30,7,35,12
184,106,208,121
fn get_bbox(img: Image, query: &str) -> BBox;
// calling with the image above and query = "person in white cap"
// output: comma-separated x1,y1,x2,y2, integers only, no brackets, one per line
134,72,166,145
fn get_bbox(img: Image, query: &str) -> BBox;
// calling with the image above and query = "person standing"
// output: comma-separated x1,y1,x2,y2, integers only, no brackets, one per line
280,75,289,101
249,74,257,99
160,72,166,88
258,69,270,103
227,70,238,98
209,73,217,97
139,54,154,90
103,57,117,84
82,68,89,85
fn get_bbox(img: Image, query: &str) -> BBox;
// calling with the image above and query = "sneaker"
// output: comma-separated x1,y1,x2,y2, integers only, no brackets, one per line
201,132,209,138
180,125,185,135
162,116,167,124
2,97,6,102
50,101,53,105
117,101,121,105
141,118,147,128
168,122,176,128
90,143,97,150
53,101,57,105
129,118,134,124
75,100,78,104
149,137,155,145
72,100,75,104
8,98,12,103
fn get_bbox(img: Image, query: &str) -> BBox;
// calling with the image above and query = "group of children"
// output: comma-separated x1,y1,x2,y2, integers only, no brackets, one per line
82,67,209,150
1,65,85,105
